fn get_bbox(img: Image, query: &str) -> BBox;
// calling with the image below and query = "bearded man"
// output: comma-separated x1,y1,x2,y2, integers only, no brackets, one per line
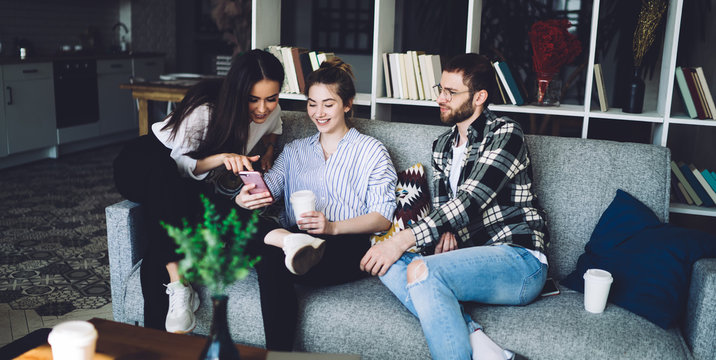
360,53,548,360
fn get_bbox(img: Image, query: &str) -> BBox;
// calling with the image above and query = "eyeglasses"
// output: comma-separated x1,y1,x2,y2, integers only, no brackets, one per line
433,84,471,102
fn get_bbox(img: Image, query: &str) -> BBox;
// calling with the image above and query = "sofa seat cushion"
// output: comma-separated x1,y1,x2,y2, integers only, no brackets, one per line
477,287,688,359
121,266,688,360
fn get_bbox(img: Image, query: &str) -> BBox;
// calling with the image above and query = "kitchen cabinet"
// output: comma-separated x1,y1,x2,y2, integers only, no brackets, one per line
97,59,135,135
1,62,56,155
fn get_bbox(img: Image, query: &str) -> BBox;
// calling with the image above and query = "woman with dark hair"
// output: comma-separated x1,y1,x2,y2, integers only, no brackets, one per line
113,49,284,333
235,58,398,350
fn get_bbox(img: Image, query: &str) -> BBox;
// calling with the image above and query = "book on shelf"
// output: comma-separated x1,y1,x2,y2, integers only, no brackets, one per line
682,67,707,119
702,169,716,193
671,174,693,205
426,54,442,100
690,164,716,204
677,182,694,205
679,162,714,207
290,47,309,93
403,53,419,100
670,160,702,206
418,54,433,101
279,47,300,93
398,54,411,100
675,66,698,119
382,53,393,98
593,63,609,112
388,53,405,99
694,67,716,119
493,70,507,105
316,52,335,65
409,51,426,100
493,61,526,105
688,67,712,119
309,51,320,71
266,46,291,94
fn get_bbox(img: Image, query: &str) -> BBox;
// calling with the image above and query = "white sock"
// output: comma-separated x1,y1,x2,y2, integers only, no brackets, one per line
470,329,508,360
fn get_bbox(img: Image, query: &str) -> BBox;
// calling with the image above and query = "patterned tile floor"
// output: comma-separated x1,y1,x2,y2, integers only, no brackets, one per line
0,143,124,322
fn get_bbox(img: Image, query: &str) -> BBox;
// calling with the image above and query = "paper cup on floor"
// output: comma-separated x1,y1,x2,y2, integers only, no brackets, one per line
583,269,613,313
290,190,316,226
47,320,98,360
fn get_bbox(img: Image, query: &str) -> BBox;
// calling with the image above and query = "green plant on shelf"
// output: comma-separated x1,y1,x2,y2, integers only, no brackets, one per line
162,194,261,296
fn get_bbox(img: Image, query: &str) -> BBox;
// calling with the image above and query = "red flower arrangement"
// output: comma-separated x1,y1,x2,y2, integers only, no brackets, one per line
528,19,581,104
529,19,582,75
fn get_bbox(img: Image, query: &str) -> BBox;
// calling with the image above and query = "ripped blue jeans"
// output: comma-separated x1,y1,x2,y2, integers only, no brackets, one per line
379,244,547,360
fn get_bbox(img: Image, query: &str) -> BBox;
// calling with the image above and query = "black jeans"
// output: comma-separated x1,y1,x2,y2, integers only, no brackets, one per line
252,227,370,350
113,133,270,329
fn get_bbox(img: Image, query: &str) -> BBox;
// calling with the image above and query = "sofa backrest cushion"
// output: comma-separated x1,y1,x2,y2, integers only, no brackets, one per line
278,111,670,280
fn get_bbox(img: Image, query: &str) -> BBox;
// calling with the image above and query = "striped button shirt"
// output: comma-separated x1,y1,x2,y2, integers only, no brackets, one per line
264,128,398,228
409,108,549,256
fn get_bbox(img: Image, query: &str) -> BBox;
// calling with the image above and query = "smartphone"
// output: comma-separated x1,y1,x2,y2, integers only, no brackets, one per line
238,171,274,201
540,278,560,297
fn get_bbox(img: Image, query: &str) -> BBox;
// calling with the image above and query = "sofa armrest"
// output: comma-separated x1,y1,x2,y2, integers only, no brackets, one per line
105,200,147,323
683,258,716,360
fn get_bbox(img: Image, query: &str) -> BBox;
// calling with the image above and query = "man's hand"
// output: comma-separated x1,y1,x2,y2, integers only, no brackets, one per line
360,229,415,276
360,240,404,276
435,232,457,254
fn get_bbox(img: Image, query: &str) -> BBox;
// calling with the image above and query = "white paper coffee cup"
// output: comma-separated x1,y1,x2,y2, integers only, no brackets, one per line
290,190,316,226
583,269,613,314
47,320,98,360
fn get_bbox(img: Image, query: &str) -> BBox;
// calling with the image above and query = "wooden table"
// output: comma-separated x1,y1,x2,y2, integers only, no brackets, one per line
120,80,200,136
16,318,267,360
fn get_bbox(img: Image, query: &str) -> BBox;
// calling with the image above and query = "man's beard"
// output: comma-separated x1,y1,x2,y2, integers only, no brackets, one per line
440,97,475,125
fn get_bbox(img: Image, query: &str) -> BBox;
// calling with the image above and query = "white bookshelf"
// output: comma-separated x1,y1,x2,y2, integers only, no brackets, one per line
252,0,716,218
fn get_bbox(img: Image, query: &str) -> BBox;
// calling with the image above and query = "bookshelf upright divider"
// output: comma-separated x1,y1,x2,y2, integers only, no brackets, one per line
250,0,716,218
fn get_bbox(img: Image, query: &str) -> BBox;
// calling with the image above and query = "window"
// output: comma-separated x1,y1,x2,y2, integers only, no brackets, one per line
312,0,374,54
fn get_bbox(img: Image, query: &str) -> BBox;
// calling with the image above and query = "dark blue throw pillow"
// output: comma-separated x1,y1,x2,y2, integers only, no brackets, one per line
562,189,716,329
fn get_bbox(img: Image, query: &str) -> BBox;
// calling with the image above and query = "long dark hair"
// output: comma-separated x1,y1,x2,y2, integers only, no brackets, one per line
162,49,284,157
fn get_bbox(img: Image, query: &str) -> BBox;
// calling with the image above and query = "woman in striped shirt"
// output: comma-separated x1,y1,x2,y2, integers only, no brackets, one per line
235,58,397,350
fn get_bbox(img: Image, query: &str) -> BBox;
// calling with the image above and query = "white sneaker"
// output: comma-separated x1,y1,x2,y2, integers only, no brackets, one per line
165,281,200,333
283,233,326,275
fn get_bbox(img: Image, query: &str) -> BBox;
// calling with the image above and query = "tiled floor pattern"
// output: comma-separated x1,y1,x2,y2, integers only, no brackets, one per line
0,302,113,347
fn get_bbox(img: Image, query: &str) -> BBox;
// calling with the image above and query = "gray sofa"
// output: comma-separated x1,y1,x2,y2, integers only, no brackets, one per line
106,111,716,360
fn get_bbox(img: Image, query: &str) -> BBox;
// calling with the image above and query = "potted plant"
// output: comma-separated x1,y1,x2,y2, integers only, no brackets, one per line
162,194,261,360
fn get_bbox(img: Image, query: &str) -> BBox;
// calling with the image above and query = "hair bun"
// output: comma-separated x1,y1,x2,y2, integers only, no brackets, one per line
319,57,355,78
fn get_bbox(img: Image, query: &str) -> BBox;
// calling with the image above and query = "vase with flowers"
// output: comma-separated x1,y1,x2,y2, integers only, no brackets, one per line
162,195,261,360
624,0,667,113
528,19,582,106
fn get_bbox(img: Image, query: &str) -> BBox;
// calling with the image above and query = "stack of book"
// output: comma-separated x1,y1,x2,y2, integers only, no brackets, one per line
266,45,335,94
382,52,441,100
675,66,716,120
215,55,232,76
670,160,716,207
492,60,525,106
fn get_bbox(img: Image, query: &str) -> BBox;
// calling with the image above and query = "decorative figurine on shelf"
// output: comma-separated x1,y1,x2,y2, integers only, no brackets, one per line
162,195,261,360
624,0,668,114
528,19,581,106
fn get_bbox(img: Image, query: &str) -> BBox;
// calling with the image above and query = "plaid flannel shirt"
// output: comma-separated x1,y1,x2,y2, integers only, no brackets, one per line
409,108,548,254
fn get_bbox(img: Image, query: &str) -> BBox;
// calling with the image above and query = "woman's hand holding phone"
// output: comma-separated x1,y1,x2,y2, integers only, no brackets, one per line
234,171,273,210
235,184,273,209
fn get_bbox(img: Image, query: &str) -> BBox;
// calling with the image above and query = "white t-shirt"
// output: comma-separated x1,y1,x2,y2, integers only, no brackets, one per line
152,104,282,180
449,141,467,197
